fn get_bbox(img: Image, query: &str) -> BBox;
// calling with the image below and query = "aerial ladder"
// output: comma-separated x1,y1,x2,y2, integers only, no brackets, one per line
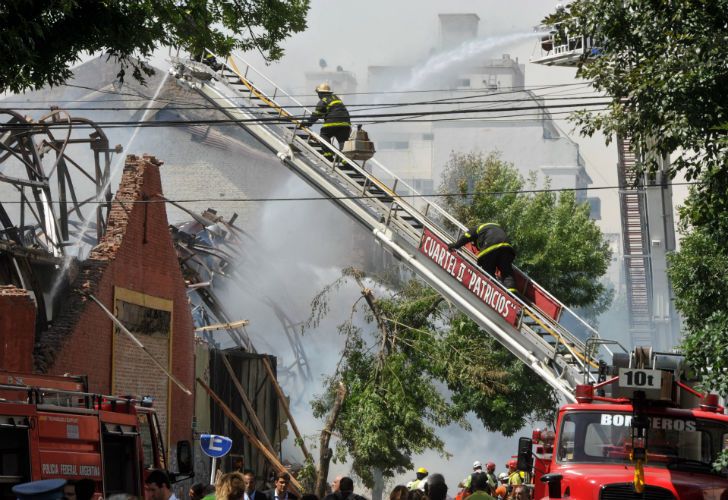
531,24,681,350
170,53,615,402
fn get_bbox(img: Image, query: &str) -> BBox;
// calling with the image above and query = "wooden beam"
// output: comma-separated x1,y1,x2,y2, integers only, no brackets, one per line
261,356,314,463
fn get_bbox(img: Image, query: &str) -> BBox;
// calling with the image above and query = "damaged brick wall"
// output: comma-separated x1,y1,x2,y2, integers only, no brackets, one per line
35,154,194,447
0,285,35,373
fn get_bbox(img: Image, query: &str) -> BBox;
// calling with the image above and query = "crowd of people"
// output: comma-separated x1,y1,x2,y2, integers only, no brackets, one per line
8,460,529,500
179,459,531,500
402,460,530,500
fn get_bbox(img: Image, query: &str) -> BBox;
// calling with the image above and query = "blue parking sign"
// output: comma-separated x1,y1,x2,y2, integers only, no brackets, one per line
200,434,233,458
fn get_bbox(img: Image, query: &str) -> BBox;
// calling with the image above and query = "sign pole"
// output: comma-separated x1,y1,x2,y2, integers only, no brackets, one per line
200,433,232,487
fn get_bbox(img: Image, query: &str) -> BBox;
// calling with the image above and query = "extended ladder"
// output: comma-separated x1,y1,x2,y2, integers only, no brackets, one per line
170,54,611,401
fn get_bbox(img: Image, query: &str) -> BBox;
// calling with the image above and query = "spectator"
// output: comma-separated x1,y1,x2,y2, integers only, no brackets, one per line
511,486,529,500
406,489,424,500
243,469,265,500
424,473,447,500
63,481,77,500
264,472,298,500
466,473,495,500
189,483,206,500
338,477,365,500
75,480,96,500
216,472,245,500
389,485,408,500
145,470,176,500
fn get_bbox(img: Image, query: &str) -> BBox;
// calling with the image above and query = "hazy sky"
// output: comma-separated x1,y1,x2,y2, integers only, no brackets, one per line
235,0,688,237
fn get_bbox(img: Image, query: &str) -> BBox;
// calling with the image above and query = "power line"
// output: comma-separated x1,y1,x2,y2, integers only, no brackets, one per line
1,95,611,113
0,181,701,205
0,101,612,130
2,81,596,105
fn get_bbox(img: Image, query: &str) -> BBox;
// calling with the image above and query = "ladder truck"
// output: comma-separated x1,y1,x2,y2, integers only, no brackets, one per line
516,348,728,499
169,53,616,402
0,371,192,499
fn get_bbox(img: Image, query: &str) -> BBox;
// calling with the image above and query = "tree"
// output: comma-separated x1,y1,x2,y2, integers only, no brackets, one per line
440,152,613,310
0,0,310,93
309,271,483,489
437,151,611,430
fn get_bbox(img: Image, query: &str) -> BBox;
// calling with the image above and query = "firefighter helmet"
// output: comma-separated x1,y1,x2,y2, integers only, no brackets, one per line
417,467,428,474
507,459,518,469
316,82,332,93
486,461,496,472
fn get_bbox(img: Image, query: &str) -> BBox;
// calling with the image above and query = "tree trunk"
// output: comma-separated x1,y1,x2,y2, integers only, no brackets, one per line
372,468,384,500
315,382,346,498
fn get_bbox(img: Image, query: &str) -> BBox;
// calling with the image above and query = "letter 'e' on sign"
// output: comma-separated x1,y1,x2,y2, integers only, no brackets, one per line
200,434,233,458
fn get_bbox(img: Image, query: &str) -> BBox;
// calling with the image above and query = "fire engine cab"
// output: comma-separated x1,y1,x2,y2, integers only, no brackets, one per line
518,348,728,500
0,371,192,500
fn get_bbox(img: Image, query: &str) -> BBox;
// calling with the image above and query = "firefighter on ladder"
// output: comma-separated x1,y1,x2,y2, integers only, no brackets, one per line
303,83,351,161
448,222,517,293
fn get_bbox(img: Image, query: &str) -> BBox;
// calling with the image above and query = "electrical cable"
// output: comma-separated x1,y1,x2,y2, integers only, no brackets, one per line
1,81,595,105
2,95,613,113
0,101,613,130
0,181,702,205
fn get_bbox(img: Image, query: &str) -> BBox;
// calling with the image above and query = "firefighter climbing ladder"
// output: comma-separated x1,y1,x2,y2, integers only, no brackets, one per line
171,53,612,401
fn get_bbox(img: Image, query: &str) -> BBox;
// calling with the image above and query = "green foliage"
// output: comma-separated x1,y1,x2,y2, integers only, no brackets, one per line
309,273,505,487
297,455,318,493
435,151,612,430
668,214,728,396
550,0,728,182
440,152,612,310
439,317,558,435
0,0,310,92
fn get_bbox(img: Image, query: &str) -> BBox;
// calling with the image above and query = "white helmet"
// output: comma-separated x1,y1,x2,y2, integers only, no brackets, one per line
472,460,482,469
316,82,332,93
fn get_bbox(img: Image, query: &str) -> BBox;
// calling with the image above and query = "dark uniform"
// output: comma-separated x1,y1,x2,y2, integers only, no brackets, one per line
304,88,351,160
448,222,516,291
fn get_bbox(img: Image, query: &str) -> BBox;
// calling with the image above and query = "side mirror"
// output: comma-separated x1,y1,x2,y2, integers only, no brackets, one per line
540,473,563,498
177,440,193,475
516,436,533,472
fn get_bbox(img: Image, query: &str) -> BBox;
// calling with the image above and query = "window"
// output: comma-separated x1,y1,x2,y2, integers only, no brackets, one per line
0,425,31,500
556,411,725,475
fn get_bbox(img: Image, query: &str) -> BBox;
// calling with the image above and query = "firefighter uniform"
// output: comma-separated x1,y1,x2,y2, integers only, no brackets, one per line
448,222,517,291
304,84,351,160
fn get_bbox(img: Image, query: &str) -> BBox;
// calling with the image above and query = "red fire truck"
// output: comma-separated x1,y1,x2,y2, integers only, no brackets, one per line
0,370,192,500
517,349,728,499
